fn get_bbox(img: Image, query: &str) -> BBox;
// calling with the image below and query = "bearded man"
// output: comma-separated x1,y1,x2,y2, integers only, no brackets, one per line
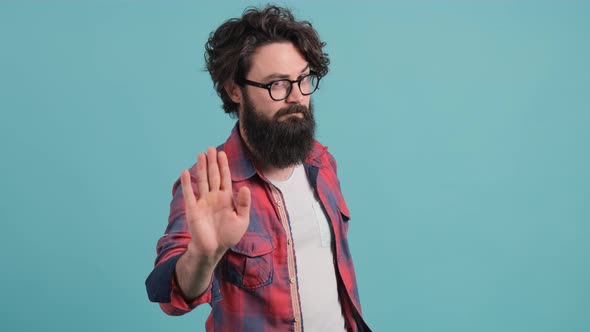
145,5,371,332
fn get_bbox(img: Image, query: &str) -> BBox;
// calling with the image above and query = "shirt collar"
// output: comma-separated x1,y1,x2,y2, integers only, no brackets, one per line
222,123,328,182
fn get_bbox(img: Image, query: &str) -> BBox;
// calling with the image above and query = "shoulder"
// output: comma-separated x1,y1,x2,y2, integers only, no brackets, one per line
311,140,339,173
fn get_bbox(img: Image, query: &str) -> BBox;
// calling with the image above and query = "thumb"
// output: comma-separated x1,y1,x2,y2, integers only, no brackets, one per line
235,186,251,218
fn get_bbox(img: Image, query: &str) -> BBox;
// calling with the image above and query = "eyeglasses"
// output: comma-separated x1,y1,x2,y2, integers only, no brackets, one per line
237,72,321,101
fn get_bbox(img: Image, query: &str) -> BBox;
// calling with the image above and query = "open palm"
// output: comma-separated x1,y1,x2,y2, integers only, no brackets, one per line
180,148,251,260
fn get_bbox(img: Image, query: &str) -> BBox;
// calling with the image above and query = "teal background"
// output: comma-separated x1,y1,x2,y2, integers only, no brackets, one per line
1,0,589,331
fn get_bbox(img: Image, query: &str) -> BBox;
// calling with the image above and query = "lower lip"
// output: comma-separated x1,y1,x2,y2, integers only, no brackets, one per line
281,113,304,119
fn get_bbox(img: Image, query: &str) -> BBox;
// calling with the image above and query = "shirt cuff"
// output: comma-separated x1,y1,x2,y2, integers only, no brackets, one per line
145,253,212,311
169,267,213,310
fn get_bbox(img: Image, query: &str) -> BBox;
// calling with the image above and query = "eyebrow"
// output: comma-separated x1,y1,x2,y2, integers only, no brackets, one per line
261,64,310,82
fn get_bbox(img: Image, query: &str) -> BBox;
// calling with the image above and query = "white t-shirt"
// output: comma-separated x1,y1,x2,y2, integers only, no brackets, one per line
270,164,346,331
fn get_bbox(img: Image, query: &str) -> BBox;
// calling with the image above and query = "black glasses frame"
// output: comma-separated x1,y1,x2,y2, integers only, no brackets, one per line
237,72,321,101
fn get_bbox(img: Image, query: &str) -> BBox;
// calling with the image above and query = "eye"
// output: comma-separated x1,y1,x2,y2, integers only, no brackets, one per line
271,80,289,88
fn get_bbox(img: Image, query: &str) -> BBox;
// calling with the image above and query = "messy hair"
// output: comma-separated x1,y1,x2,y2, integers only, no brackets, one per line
205,5,330,116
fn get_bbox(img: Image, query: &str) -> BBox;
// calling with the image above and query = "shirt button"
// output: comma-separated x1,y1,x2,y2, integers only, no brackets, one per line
276,199,282,206
289,277,295,284
294,317,300,324
287,239,292,246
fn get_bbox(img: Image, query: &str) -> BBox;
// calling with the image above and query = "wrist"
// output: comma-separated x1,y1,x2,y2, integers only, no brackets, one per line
185,244,223,269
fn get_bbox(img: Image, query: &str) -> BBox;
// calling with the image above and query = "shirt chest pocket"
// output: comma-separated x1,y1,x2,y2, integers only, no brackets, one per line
222,233,274,290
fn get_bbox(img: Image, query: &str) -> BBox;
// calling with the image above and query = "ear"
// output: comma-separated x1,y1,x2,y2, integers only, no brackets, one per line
224,81,242,104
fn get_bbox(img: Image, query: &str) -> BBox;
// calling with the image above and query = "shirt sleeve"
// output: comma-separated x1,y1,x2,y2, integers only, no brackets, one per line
145,168,213,315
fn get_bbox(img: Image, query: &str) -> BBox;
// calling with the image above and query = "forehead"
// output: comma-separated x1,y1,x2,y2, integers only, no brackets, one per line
248,42,308,79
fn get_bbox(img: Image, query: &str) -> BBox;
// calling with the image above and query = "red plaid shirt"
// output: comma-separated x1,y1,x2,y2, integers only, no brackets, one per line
146,124,371,332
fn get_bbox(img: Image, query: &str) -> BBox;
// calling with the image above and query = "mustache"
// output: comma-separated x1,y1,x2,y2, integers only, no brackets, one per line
273,104,310,120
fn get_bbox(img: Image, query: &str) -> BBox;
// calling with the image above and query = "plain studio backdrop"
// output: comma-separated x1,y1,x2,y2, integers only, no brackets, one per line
1,1,588,331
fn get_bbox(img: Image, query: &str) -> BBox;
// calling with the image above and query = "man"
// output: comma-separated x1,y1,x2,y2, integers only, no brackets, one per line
146,5,371,332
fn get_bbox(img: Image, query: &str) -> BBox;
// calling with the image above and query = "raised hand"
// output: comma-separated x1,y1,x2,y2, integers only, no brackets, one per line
180,147,251,262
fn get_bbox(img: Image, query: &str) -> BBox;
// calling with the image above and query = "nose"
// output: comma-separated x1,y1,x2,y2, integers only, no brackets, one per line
285,83,305,104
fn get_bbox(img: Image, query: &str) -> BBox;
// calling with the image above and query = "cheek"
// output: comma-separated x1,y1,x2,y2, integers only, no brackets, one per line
303,96,312,106
249,88,271,102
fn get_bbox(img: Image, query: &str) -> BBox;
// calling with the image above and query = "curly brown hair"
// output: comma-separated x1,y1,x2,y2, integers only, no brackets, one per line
205,5,330,116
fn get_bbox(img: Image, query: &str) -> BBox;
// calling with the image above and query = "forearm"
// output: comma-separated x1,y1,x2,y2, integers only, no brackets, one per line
175,247,221,301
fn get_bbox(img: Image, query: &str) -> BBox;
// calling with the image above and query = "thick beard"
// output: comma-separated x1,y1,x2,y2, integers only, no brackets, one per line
241,91,316,169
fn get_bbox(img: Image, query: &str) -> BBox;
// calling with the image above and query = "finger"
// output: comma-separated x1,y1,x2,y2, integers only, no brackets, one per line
218,151,232,191
196,153,209,194
207,147,221,191
180,170,198,211
235,186,251,218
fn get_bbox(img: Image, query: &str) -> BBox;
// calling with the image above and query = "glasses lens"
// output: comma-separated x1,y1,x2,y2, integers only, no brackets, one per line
268,75,320,100
300,74,319,95
270,80,291,100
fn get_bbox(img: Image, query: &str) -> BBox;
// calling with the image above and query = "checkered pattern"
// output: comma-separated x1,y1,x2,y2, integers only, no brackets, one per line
146,124,370,331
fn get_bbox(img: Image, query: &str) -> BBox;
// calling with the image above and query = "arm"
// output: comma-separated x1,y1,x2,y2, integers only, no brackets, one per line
145,177,212,315
145,148,251,315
